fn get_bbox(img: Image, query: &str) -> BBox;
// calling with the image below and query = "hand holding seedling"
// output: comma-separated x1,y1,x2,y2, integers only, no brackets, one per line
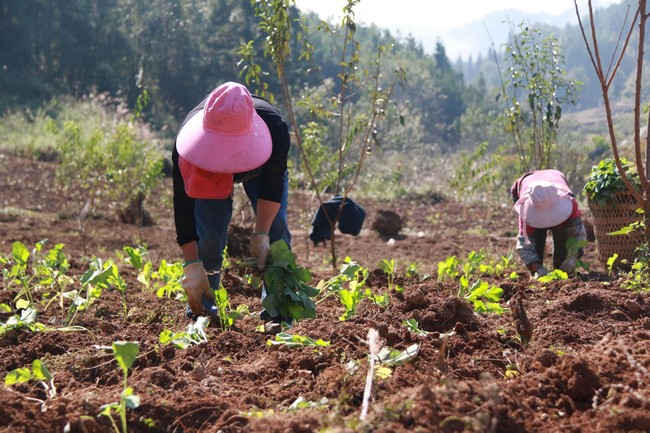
251,233,271,270
181,262,213,315
560,256,577,276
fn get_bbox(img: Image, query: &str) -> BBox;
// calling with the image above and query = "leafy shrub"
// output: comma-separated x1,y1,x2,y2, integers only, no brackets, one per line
583,157,641,207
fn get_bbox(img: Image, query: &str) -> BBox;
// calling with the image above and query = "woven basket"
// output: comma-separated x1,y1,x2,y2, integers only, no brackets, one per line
588,191,645,268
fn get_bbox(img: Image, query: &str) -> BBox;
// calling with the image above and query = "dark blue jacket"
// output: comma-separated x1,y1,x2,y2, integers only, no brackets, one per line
309,196,366,245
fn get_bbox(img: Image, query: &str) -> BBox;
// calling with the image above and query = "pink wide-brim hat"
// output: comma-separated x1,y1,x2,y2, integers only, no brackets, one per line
177,82,272,173
514,180,573,229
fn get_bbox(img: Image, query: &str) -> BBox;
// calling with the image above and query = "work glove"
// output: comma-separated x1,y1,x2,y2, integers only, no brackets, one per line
560,256,577,277
251,233,271,271
182,261,213,316
534,266,550,278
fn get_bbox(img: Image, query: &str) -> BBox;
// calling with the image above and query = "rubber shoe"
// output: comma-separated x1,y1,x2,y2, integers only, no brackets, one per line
185,295,220,321
259,309,292,334
259,309,293,325
264,321,283,335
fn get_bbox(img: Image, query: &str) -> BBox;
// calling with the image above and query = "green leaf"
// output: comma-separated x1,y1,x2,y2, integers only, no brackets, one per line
112,341,139,373
11,241,29,266
31,359,52,381
5,367,32,385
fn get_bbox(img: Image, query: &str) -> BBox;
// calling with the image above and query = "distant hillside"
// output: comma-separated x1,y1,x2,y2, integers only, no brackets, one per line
446,9,576,61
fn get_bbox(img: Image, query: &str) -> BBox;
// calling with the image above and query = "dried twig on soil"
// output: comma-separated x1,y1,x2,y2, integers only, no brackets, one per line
360,328,381,421
510,292,533,344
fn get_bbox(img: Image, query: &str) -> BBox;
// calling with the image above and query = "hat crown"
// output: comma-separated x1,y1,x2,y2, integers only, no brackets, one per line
203,82,254,136
529,183,559,210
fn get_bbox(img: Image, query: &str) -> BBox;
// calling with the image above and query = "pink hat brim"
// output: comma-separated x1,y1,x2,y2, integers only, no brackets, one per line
520,195,573,228
177,110,272,174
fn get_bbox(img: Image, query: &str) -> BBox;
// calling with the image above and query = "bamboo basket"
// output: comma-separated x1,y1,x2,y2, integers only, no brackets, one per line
588,191,645,268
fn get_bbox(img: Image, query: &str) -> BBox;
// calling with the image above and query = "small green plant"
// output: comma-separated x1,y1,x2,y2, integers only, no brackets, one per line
99,341,140,433
6,241,35,307
403,319,429,336
478,251,516,277
437,251,510,314
0,306,87,335
159,317,209,349
214,287,248,330
1,308,47,335
379,259,403,292
607,253,620,275
437,255,461,282
621,242,650,292
152,260,185,300
338,278,366,321
364,288,389,309
458,279,508,315
566,238,590,273
5,359,56,399
314,259,371,320
246,240,319,321
536,269,569,282
267,332,331,348
122,245,153,291
106,261,129,320
65,257,112,325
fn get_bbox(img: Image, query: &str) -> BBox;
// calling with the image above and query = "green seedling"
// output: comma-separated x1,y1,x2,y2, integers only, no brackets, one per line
66,257,112,325
288,396,329,411
160,316,209,349
607,253,620,276
244,240,318,321
99,341,140,433
338,278,365,321
478,251,516,276
370,344,420,379
122,245,153,291
566,238,590,273
405,262,429,281
621,242,650,293
403,319,429,336
458,278,508,314
5,359,56,399
536,269,569,282
461,251,485,280
152,260,185,300
316,259,368,302
268,332,331,348
214,287,247,330
1,307,47,335
1,306,87,335
437,255,461,282
365,288,389,309
314,259,369,320
106,261,129,320
379,259,403,292
7,241,35,307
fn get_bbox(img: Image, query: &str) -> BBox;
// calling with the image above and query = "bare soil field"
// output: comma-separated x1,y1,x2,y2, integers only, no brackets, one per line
1,153,649,433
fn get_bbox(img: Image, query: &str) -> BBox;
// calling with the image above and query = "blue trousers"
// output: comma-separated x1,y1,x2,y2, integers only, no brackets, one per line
194,171,291,291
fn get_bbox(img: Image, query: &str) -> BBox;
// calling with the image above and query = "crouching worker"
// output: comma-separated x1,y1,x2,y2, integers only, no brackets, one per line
172,82,292,330
511,169,587,277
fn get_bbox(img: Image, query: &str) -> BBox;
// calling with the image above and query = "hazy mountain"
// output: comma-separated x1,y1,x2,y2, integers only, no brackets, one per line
444,9,576,60
434,0,623,61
